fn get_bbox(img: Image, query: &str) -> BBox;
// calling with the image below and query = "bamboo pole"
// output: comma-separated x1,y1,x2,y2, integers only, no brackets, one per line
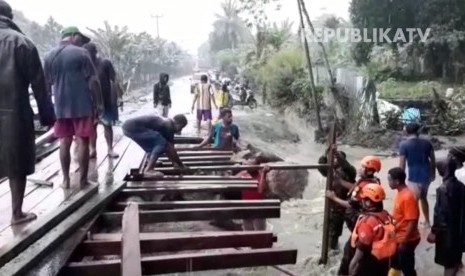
297,0,323,133
319,121,336,264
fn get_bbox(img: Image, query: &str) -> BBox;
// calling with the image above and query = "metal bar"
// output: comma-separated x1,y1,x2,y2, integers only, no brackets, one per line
159,155,232,162
78,231,275,257
126,175,253,182
121,203,141,276
125,180,258,187
173,136,203,144
121,184,257,196
155,164,328,174
65,248,298,275
113,199,280,211
102,206,280,225
157,160,239,167
35,128,55,148
319,121,336,265
171,150,233,156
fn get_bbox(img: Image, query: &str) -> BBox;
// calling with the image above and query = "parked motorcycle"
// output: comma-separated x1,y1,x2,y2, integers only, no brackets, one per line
228,87,258,110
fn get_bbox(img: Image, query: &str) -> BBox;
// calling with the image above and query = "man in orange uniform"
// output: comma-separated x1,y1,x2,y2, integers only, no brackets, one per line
326,155,382,275
349,184,397,276
388,167,420,276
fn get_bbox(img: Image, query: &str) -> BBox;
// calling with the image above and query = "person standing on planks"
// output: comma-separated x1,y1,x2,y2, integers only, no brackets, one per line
0,0,55,225
83,42,120,159
191,74,218,134
153,73,171,118
325,155,382,275
44,26,101,189
122,114,188,173
317,145,357,250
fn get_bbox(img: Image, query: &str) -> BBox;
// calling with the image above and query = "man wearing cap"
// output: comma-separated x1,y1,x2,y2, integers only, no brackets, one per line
44,26,101,188
0,0,55,224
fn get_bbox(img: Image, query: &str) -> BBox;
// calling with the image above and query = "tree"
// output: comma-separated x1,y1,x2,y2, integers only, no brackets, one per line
209,0,246,52
267,20,293,51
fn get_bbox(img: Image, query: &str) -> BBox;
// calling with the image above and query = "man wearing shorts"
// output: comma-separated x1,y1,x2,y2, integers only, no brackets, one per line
399,122,436,227
44,26,98,188
122,114,188,173
191,74,217,133
83,42,119,159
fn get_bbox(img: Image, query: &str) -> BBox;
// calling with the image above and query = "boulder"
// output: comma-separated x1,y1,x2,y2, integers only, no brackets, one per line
265,161,309,201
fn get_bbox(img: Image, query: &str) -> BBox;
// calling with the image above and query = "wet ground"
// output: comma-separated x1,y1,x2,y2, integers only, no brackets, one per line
120,77,464,275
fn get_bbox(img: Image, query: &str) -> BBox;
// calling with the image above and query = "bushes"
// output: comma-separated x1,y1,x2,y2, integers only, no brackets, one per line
257,47,320,107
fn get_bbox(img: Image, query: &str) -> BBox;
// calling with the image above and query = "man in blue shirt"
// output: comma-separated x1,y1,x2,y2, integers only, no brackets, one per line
399,122,436,227
197,108,240,151
44,26,100,189
122,114,188,173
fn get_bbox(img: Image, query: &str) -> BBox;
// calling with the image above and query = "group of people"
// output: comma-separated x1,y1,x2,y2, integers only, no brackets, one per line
320,122,465,276
0,1,121,225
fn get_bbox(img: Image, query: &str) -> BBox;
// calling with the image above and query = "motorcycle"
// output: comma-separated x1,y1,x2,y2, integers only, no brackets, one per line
228,86,258,110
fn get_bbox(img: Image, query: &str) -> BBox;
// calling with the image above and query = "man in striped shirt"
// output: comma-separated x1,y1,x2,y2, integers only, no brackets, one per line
191,74,218,133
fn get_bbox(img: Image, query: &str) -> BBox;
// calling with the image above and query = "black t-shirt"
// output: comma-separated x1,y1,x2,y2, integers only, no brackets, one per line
94,58,116,112
122,115,175,143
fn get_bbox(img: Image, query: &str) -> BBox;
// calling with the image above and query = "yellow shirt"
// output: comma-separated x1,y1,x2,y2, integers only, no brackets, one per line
216,90,229,108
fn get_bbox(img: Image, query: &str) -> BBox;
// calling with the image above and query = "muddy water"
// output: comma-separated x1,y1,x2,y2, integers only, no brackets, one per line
123,77,464,275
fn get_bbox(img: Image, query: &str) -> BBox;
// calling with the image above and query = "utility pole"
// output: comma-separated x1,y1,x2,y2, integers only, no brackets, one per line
297,0,323,134
151,14,163,38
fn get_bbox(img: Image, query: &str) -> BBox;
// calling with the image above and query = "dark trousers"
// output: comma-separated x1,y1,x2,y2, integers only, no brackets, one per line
338,238,354,275
392,239,420,276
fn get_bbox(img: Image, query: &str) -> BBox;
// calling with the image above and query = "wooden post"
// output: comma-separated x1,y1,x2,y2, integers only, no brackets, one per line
121,203,142,276
319,122,336,264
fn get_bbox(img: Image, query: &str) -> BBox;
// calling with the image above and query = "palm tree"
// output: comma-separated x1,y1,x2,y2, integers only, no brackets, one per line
213,0,246,50
267,19,294,51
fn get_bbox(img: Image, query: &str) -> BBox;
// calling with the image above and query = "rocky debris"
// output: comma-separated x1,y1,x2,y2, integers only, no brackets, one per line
264,161,309,201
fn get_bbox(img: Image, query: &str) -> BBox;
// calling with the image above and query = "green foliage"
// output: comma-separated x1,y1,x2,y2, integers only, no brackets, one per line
215,49,241,77
377,79,445,99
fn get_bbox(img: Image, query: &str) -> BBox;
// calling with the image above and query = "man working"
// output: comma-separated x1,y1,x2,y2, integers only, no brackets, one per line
0,0,55,224
83,42,119,159
197,108,240,151
122,114,188,173
387,167,420,276
44,26,101,188
191,74,218,133
153,73,171,118
399,122,436,227
318,146,357,250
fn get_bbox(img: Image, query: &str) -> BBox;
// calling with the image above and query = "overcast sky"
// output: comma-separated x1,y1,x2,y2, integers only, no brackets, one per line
11,0,350,54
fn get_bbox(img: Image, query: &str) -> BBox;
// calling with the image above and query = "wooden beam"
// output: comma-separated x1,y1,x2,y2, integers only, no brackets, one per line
158,160,239,167
0,182,126,275
77,231,275,257
125,180,258,187
102,206,280,225
173,136,203,144
121,184,257,196
113,199,280,211
121,203,141,276
155,164,328,174
0,184,98,267
171,150,233,156
65,248,297,275
159,155,232,162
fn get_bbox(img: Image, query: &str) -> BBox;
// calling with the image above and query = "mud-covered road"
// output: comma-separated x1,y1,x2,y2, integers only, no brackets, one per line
119,77,464,275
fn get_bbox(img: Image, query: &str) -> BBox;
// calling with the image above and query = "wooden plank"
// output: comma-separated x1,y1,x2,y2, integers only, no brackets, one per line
77,231,275,257
102,206,280,225
172,150,233,156
24,216,99,276
121,184,256,196
113,199,280,211
158,160,239,167
121,203,141,276
65,248,298,275
125,180,258,187
0,184,99,267
0,182,126,276
158,155,232,162
155,164,327,174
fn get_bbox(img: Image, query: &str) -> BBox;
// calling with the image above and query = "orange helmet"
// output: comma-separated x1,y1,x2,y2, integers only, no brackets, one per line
360,156,382,172
359,183,385,202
